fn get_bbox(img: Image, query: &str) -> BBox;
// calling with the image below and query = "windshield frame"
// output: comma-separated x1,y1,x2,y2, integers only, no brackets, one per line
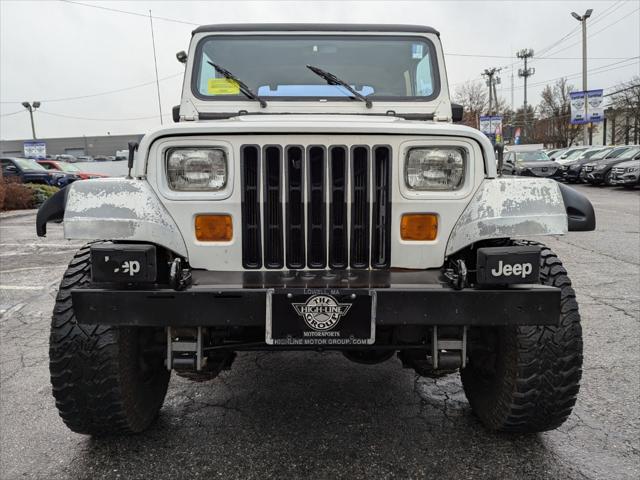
191,34,442,104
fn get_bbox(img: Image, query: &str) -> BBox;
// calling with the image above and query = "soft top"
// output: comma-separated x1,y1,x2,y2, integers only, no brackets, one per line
192,23,440,36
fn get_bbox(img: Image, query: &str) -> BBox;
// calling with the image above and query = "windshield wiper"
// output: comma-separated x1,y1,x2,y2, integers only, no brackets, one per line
305,65,372,109
206,61,267,108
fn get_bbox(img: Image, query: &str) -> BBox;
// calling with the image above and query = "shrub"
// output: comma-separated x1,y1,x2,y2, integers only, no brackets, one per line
24,183,60,207
0,178,59,211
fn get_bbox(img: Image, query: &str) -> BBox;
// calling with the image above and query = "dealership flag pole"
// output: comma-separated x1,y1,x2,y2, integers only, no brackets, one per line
149,10,163,125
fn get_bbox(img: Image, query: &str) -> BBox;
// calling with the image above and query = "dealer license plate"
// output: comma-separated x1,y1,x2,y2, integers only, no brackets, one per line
265,289,376,346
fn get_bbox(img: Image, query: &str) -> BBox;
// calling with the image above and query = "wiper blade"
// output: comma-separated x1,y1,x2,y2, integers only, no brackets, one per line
207,61,267,108
306,65,372,109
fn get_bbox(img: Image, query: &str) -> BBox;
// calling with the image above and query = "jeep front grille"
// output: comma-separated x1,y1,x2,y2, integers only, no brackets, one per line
240,144,392,270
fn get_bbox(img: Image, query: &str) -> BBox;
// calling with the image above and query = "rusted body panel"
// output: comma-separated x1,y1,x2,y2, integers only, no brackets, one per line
63,178,188,257
446,177,568,255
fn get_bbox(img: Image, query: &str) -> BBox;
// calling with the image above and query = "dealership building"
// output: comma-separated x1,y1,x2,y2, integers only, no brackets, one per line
0,134,144,158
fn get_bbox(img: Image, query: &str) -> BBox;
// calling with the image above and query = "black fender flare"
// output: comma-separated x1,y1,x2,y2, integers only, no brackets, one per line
557,183,596,231
36,186,68,237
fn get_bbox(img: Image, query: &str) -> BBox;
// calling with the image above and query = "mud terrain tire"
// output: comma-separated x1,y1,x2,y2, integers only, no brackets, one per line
49,244,170,435
461,242,583,433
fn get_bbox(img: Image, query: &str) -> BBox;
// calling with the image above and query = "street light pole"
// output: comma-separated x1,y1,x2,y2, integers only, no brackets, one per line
572,9,593,146
21,101,41,139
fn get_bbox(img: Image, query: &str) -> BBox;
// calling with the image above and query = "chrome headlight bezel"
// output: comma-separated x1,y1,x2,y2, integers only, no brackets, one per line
404,146,466,191
165,147,228,192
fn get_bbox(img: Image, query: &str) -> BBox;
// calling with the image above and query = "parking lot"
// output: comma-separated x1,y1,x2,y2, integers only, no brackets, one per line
0,184,638,480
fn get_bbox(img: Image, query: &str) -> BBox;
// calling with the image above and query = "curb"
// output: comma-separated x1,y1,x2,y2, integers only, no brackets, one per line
0,209,37,220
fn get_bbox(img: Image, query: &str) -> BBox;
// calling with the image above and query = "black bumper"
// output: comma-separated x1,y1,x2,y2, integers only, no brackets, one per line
71,270,561,328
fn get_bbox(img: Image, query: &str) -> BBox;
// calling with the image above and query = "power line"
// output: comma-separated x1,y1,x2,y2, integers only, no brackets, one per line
0,110,24,118
541,5,640,59
604,84,640,97
37,110,172,122
59,0,198,26
0,72,182,104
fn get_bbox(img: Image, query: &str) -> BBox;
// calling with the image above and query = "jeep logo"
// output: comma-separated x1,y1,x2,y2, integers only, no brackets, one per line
491,260,532,278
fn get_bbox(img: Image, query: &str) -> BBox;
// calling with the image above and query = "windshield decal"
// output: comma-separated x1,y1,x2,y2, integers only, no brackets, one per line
207,78,240,95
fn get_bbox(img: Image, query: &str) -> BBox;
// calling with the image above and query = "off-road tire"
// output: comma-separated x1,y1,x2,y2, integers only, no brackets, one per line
49,244,170,435
461,241,583,433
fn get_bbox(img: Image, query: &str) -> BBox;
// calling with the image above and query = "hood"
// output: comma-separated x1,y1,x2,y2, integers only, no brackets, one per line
612,159,640,169
518,160,558,169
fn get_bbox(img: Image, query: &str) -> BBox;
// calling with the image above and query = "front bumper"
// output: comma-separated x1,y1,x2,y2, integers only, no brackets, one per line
610,173,639,185
71,270,561,328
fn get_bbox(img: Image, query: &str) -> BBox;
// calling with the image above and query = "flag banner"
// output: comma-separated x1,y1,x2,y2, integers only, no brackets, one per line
570,91,587,125
586,89,604,123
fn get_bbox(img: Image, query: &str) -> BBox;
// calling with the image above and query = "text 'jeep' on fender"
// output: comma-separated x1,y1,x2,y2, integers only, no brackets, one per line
37,24,596,436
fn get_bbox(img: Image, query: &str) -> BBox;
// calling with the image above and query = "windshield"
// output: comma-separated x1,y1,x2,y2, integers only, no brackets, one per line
616,146,640,159
590,148,613,160
516,151,550,162
564,149,587,161
15,158,47,171
607,147,631,159
194,35,438,101
57,162,80,172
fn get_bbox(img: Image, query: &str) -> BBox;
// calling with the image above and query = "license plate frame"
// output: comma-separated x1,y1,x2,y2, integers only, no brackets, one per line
265,289,376,346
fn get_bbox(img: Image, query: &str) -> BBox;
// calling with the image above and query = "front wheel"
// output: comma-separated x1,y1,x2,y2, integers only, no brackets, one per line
461,242,583,433
49,244,170,435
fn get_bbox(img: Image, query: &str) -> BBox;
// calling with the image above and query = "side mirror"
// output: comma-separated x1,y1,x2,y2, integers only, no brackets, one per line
451,103,464,122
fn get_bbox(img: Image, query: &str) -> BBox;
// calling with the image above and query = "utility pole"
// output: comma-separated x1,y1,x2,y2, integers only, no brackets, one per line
572,9,593,145
149,10,163,125
21,101,41,139
517,49,535,141
482,67,502,115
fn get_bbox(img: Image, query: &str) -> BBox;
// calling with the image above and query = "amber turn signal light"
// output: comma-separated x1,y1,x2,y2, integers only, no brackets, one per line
401,214,438,241
195,214,233,241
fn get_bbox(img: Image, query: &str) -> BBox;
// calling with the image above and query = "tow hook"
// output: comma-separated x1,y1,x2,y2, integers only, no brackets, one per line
444,259,468,290
169,258,192,291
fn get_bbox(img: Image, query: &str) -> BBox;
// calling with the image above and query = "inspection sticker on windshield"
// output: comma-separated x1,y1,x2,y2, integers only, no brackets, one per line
207,78,240,95
411,44,424,59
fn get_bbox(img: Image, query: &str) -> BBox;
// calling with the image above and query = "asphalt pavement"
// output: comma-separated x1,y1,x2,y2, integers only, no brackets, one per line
0,184,638,480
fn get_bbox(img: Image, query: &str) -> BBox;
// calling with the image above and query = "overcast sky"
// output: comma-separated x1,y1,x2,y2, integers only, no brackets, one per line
1,0,638,140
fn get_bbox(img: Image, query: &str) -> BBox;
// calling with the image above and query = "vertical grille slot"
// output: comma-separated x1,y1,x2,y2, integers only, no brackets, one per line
329,146,348,269
307,146,326,268
240,145,261,269
350,146,370,268
371,146,392,268
285,146,305,268
263,146,284,268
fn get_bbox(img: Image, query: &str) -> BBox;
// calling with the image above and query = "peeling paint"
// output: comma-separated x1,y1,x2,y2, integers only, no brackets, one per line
446,177,568,255
63,178,188,257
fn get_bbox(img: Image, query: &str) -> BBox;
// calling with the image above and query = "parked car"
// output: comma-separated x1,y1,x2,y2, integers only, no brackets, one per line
501,150,561,178
56,154,78,163
1,157,53,185
76,155,94,162
609,158,640,188
582,146,640,185
37,160,109,180
93,156,110,162
555,147,589,165
114,150,128,161
547,148,568,161
559,147,609,182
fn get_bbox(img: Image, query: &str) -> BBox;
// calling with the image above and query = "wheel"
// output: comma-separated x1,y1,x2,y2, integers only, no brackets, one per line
603,171,613,186
461,242,582,433
49,244,170,435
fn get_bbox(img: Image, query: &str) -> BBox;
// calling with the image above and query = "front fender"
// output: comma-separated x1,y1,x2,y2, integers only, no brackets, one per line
50,178,188,258
446,177,569,256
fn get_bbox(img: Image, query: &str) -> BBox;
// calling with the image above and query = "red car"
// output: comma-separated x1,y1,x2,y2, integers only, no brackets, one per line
37,160,109,180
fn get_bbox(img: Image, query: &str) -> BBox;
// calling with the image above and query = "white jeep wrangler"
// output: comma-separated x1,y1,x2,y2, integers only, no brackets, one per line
37,24,595,436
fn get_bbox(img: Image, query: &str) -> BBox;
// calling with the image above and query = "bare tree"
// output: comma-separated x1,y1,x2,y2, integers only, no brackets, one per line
607,76,640,145
537,78,579,147
453,80,487,128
